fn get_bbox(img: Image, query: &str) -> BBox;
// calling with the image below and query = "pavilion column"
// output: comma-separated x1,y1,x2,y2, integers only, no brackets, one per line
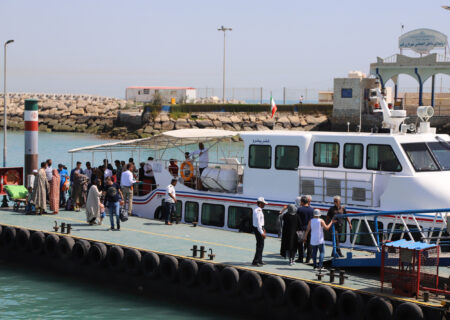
431,74,435,107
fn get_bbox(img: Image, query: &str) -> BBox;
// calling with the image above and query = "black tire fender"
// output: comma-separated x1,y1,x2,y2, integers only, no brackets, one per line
72,239,91,264
239,271,263,300
57,236,75,260
286,280,310,311
198,263,218,291
220,267,240,296
338,290,363,320
178,259,198,287
263,275,286,306
366,296,393,320
88,242,108,266
160,256,179,282
2,226,16,249
312,285,337,316
142,252,160,278
45,234,59,256
30,231,45,254
394,302,424,320
15,228,30,251
107,246,125,271
125,248,142,274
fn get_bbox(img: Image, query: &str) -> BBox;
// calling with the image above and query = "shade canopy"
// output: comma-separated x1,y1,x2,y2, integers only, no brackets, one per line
68,129,239,154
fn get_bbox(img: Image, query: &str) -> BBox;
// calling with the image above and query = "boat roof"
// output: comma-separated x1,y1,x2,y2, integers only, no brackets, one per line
68,129,237,153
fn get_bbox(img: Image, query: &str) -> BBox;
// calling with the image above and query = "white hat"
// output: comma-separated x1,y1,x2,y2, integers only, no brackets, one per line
257,197,268,205
313,209,321,217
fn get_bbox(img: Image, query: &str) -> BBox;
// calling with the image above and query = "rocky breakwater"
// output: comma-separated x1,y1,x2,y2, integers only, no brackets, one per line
113,111,330,139
0,93,126,134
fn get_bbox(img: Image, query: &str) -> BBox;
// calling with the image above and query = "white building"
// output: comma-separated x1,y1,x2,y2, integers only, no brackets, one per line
125,86,197,104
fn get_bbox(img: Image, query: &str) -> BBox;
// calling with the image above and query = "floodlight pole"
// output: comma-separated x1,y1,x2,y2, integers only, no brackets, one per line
3,40,14,169
218,26,232,104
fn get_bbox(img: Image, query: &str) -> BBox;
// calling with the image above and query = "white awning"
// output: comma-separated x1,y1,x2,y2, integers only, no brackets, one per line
68,129,239,153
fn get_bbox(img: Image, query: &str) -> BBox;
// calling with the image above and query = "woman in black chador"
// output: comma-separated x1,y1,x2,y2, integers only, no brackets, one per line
280,204,302,265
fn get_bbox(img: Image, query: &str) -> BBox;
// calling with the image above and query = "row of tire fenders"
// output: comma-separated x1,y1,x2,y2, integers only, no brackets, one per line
0,225,428,320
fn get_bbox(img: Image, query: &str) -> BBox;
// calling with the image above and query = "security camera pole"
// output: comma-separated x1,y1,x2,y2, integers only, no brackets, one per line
218,26,232,104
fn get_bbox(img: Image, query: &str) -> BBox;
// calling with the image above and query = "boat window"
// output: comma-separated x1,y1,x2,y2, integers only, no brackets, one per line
175,200,182,221
275,145,299,170
201,203,225,227
228,206,252,232
401,143,439,172
366,144,402,172
386,223,422,242
323,215,346,243
249,145,272,169
344,143,363,169
314,142,339,168
263,209,281,235
184,201,199,223
428,141,450,171
350,219,383,246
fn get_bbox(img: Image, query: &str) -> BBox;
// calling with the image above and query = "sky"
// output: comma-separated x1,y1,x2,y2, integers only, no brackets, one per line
1,0,450,99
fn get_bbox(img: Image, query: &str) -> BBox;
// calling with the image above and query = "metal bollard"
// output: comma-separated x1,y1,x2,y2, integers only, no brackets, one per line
191,245,198,257
60,223,66,233
53,221,59,232
66,224,72,234
329,268,335,283
339,270,346,285
199,246,207,259
208,248,215,261
317,272,324,281
423,291,429,302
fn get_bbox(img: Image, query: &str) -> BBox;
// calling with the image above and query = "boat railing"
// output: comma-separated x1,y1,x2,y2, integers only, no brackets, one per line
329,208,450,256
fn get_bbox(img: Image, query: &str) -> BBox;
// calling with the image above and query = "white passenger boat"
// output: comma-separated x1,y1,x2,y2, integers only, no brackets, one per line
70,91,450,250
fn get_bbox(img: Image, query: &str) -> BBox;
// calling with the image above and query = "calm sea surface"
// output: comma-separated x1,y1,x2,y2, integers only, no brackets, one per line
0,130,237,320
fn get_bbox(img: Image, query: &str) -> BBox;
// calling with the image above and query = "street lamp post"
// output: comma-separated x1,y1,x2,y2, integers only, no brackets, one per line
3,39,14,168
218,26,232,104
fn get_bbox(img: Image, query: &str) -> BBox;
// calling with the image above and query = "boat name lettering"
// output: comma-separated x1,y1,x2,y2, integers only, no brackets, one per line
252,138,270,144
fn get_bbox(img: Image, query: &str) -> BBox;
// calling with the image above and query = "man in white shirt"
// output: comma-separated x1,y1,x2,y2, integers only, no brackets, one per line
252,196,267,267
164,178,177,225
45,159,53,182
120,163,137,216
84,162,93,184
191,142,209,175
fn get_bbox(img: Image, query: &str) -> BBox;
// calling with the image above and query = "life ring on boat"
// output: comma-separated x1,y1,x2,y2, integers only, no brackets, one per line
219,267,240,296
178,259,198,287
394,302,424,320
180,161,194,182
107,245,124,271
312,285,337,316
2,226,16,249
199,263,218,291
72,239,91,264
88,242,108,266
262,275,286,306
286,280,310,311
338,290,363,320
160,255,179,282
142,252,160,278
30,231,45,254
125,248,142,275
57,236,75,260
15,228,30,251
3,169,20,185
45,233,60,256
239,270,263,300
365,296,393,320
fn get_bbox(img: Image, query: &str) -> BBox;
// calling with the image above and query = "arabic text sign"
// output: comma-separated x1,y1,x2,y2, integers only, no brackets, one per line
399,28,448,54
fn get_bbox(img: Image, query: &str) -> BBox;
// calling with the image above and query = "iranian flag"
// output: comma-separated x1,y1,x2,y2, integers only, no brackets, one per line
270,95,277,118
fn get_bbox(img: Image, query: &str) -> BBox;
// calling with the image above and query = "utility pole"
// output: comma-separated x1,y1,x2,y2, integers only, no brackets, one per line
218,26,232,104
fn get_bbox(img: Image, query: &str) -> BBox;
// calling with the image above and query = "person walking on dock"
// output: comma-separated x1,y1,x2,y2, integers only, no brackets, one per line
304,209,334,270
58,164,69,207
49,169,60,214
31,162,50,215
121,163,137,216
164,178,177,225
70,161,83,185
326,196,352,257
104,176,123,230
296,196,314,263
86,179,102,225
252,197,267,267
280,204,302,265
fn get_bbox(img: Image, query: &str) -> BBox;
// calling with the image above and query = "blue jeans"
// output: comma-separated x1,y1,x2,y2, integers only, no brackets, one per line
312,243,325,268
164,202,175,223
107,201,120,229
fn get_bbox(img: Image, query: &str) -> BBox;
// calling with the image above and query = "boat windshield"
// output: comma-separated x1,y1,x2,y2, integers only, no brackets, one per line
428,141,450,171
402,143,439,172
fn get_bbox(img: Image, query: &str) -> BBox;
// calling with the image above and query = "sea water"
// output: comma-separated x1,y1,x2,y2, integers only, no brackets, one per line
0,130,239,319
